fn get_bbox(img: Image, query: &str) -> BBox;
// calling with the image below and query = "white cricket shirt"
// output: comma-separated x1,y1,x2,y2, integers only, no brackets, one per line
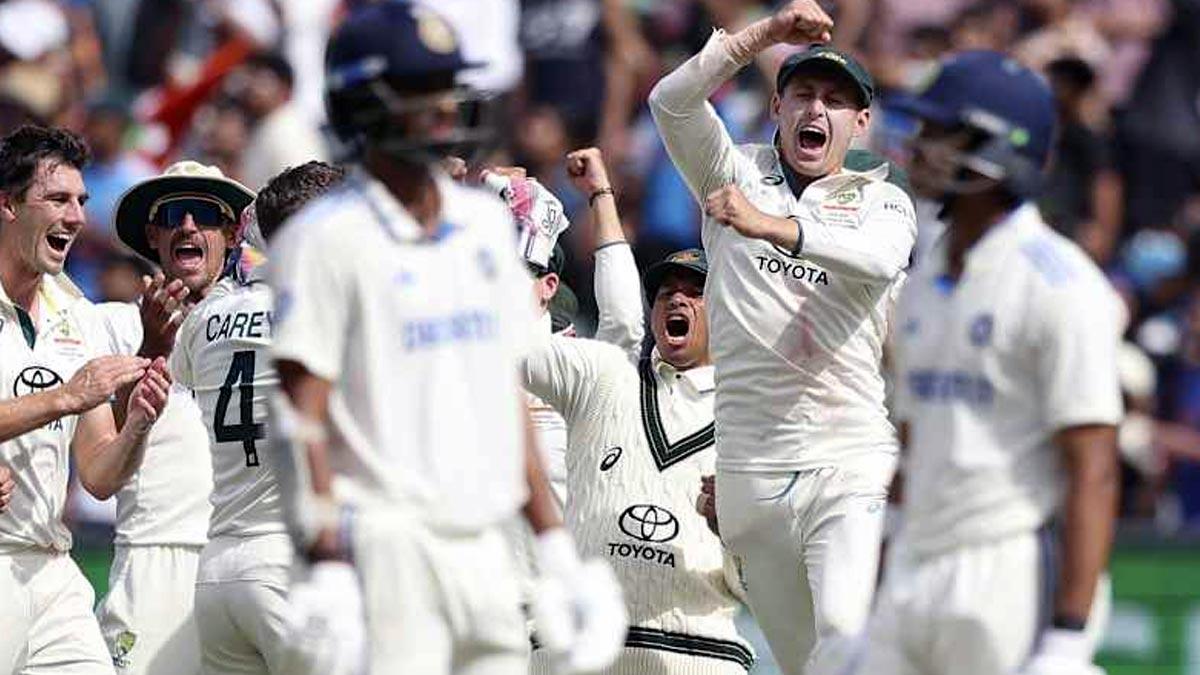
649,30,917,472
170,273,284,539
892,204,1123,556
96,303,212,547
269,169,534,532
0,274,109,552
523,338,750,661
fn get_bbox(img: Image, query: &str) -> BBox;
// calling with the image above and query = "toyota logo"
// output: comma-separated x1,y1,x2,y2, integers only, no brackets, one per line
618,504,679,543
13,366,63,397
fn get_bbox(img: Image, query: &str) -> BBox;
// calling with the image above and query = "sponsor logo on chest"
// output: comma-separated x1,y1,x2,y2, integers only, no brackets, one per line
606,504,679,568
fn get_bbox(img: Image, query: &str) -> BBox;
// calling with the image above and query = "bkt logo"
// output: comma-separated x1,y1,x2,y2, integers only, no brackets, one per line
618,504,679,543
13,366,63,397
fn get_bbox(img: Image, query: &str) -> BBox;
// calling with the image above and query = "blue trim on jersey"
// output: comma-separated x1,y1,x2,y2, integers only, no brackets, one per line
934,274,956,295
1019,239,1075,286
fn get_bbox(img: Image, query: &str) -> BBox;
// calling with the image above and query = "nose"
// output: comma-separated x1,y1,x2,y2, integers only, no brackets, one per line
64,197,85,226
178,213,200,233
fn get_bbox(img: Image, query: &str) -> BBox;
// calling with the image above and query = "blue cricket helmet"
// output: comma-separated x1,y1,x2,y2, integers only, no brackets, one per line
324,1,493,159
892,50,1056,198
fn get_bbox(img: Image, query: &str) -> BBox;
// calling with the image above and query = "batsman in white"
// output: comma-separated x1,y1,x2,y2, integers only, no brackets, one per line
860,51,1121,675
267,4,626,675
649,3,917,673
97,160,255,675
0,124,171,674
169,161,346,674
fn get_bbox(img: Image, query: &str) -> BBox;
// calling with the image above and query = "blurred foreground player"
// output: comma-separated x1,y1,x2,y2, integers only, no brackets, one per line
863,51,1122,675
267,4,625,675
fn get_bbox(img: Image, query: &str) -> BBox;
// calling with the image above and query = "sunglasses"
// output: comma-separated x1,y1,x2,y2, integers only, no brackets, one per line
148,194,236,229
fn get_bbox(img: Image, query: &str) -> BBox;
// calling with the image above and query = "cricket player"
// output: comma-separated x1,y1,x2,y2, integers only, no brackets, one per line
268,4,625,675
96,160,258,675
861,51,1121,675
0,124,171,674
649,3,917,673
524,240,757,675
166,161,344,674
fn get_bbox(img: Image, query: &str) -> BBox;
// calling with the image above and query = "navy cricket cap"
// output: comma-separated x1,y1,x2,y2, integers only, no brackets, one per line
325,2,477,94
643,248,708,301
891,51,1055,169
776,45,874,108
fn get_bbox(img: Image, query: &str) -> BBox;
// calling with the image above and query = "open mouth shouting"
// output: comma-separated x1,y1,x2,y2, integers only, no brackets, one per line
663,311,692,348
795,123,829,161
171,237,207,273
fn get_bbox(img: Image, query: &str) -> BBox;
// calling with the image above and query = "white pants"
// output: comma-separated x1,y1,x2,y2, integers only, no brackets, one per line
716,458,891,675
194,533,294,675
859,529,1110,675
352,511,528,675
0,550,113,674
95,544,202,675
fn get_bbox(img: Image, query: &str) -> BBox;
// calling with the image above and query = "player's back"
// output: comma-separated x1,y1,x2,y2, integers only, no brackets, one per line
893,204,1122,556
172,275,283,538
270,172,534,533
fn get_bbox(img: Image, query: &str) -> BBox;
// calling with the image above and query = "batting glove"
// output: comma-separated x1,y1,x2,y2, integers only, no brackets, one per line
481,172,570,270
532,528,627,674
281,561,368,675
1019,628,1104,675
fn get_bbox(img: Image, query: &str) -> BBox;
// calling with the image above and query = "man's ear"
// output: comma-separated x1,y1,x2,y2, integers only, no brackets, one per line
853,107,872,140
223,224,238,249
541,273,560,304
769,93,782,122
0,191,18,224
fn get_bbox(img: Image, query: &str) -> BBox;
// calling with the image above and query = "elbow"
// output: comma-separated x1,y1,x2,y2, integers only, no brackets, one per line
81,475,118,502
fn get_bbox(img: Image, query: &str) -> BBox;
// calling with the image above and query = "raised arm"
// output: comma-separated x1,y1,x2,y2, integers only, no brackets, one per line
0,354,148,443
565,147,645,360
648,1,832,201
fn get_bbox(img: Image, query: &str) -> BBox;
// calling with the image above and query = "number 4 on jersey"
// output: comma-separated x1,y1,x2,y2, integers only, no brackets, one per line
214,350,265,467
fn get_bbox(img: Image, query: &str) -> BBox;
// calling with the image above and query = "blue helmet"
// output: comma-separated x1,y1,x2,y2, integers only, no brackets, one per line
324,1,493,160
893,51,1056,199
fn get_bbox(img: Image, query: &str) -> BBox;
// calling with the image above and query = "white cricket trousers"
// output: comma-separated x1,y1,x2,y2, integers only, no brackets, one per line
716,456,892,675
858,528,1111,675
0,549,113,674
352,510,528,675
193,533,294,675
95,544,202,675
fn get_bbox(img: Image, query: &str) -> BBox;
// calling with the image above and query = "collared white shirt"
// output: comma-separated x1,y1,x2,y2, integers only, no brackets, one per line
892,204,1122,556
269,168,535,531
523,337,748,652
170,271,283,539
0,274,108,552
650,30,917,472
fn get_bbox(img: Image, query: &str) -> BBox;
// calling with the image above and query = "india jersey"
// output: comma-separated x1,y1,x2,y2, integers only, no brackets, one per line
892,205,1122,556
269,169,535,531
649,30,917,472
524,337,752,666
170,274,283,538
0,274,110,551
96,303,212,547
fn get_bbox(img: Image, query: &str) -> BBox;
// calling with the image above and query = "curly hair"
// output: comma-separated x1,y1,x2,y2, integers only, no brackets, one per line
255,161,347,240
0,125,90,199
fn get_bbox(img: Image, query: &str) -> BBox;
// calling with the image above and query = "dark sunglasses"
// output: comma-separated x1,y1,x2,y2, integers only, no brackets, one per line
148,194,236,229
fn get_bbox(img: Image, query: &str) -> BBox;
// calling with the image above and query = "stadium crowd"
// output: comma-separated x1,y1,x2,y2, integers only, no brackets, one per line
1,0,1196,534
0,0,1195,535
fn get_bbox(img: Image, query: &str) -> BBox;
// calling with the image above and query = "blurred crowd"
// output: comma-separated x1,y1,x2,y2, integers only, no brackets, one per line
13,0,1199,534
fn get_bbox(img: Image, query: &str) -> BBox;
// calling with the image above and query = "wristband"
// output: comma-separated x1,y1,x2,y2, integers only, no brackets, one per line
589,186,615,207
787,215,805,257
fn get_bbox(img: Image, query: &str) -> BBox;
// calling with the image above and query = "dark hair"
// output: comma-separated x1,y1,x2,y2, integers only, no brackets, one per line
245,51,295,91
255,161,347,239
1045,57,1096,92
103,253,154,278
0,125,90,199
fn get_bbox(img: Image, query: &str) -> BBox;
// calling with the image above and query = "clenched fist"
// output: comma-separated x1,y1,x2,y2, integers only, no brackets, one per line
63,355,150,414
768,0,834,44
704,185,777,241
696,474,719,537
0,465,13,513
565,147,612,197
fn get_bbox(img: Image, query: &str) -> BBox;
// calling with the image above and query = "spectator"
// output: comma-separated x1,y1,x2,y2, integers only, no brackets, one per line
229,51,326,190
1039,57,1123,264
97,255,153,304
